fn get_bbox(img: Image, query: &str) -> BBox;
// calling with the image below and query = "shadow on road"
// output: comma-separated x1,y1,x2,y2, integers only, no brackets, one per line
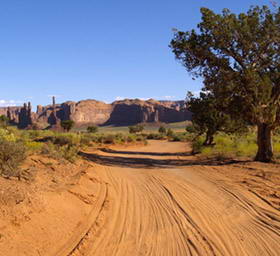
99,148,193,157
79,151,245,169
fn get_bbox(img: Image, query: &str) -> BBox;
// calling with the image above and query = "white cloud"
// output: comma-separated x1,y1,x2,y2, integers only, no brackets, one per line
162,96,175,100
115,96,125,101
0,100,22,107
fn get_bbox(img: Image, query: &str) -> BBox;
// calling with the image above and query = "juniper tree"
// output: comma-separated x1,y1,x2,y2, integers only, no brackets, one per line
186,91,247,146
170,6,280,162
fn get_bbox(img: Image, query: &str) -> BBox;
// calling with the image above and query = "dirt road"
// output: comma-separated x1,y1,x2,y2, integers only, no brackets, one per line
60,141,280,256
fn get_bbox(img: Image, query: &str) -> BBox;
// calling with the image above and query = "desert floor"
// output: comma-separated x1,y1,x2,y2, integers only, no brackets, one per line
1,140,280,256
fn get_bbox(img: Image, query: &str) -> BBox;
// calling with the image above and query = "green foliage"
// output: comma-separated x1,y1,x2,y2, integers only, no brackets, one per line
146,133,166,140
185,125,196,133
186,92,247,145
0,128,16,142
61,120,75,132
0,140,26,179
158,126,167,134
0,115,9,127
190,132,280,160
129,124,145,134
170,6,280,162
166,128,174,137
87,125,98,133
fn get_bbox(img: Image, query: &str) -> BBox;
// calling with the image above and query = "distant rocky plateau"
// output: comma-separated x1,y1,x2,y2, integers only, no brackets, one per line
0,98,192,129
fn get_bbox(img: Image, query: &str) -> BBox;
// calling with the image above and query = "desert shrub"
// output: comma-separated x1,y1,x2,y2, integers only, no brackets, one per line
41,143,79,163
126,134,137,143
87,125,98,133
0,140,26,179
61,120,75,132
80,134,94,146
185,125,196,133
167,128,174,137
191,136,205,154
129,124,144,134
114,133,126,144
158,126,167,134
0,128,16,142
59,145,79,163
25,141,44,153
0,115,9,127
192,132,264,159
102,134,116,144
53,136,73,146
147,133,165,140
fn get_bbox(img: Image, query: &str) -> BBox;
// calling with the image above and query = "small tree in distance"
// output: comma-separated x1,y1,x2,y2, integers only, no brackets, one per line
87,125,98,133
158,126,167,134
129,124,145,134
61,120,75,132
0,115,9,127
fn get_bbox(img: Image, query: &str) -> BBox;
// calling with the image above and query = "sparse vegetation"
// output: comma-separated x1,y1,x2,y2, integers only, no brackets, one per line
191,132,280,160
61,120,75,132
87,125,98,133
158,126,167,134
129,124,145,134
0,140,26,179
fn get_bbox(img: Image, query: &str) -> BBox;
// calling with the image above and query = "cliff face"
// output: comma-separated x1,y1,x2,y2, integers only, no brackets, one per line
0,98,191,128
0,107,21,124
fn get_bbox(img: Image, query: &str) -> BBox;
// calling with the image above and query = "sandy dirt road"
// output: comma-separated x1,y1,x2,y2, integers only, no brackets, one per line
62,141,280,256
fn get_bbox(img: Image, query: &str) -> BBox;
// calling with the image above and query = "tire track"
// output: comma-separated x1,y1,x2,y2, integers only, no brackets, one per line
66,141,280,256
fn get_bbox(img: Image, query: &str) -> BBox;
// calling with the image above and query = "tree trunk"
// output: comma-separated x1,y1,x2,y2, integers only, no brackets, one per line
255,123,273,162
203,131,214,146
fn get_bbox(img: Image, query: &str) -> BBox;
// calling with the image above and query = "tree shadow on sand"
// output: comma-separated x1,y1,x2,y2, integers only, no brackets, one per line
79,151,246,169
99,148,193,157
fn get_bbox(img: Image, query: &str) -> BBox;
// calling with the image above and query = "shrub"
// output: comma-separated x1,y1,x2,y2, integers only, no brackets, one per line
147,133,165,140
158,126,167,134
61,120,75,132
0,140,26,179
129,124,144,134
25,141,44,153
185,125,196,133
167,128,174,137
87,126,98,133
59,145,79,163
0,128,16,142
0,115,9,127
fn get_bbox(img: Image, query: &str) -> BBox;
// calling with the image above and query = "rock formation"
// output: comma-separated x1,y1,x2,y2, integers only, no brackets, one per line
0,98,192,129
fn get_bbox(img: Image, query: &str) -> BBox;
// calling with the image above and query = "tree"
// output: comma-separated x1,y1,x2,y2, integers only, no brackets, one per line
0,115,9,127
158,126,167,134
166,128,174,137
170,6,280,162
129,124,144,134
61,120,75,132
186,91,247,145
87,125,98,133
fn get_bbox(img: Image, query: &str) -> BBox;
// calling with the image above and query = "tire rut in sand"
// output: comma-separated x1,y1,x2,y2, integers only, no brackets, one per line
65,141,280,256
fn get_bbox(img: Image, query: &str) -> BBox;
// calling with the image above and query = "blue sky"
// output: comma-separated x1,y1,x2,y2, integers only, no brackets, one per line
0,0,271,107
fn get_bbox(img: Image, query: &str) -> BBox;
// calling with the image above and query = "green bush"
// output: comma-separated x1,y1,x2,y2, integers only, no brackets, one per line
129,124,145,134
61,120,75,132
158,126,167,134
0,140,26,179
185,125,196,133
87,126,98,133
147,133,165,140
167,128,174,137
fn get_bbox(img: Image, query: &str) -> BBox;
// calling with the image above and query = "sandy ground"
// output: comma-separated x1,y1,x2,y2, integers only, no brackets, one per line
0,140,280,255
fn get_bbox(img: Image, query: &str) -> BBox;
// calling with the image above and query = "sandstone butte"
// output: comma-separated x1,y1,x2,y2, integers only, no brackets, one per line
0,98,192,129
